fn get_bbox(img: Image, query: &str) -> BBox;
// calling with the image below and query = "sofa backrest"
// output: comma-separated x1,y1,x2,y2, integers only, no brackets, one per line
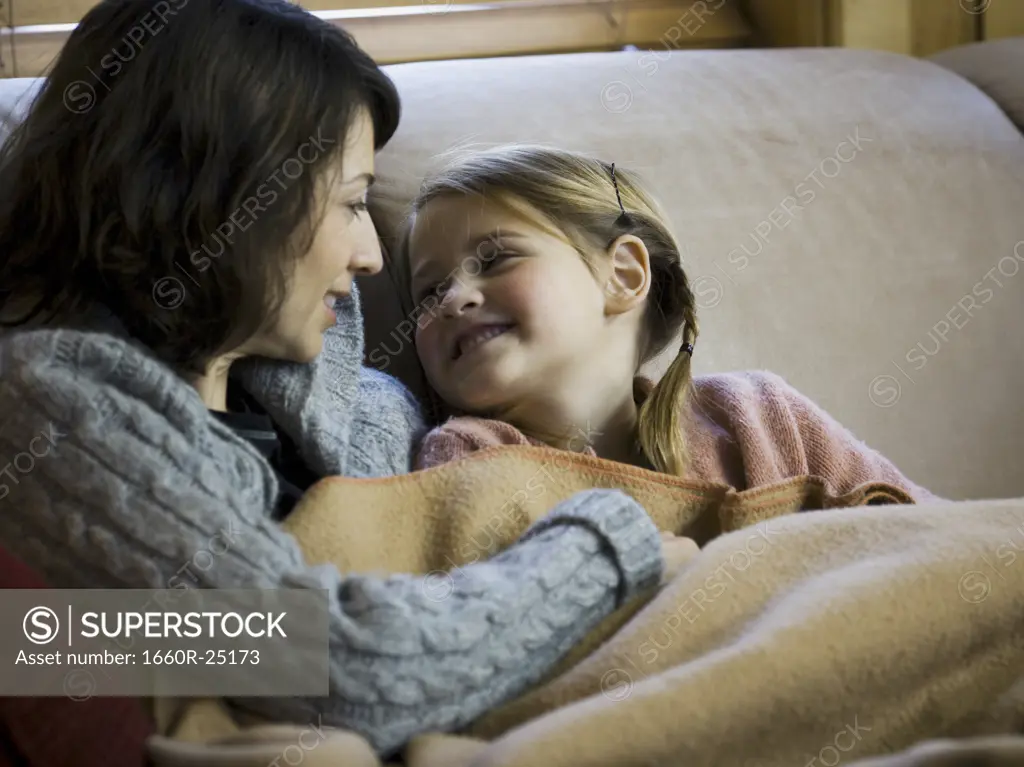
3,47,1023,500
364,48,1024,502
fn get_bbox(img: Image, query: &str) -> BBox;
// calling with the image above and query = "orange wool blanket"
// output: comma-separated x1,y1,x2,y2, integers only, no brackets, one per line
146,445,1024,767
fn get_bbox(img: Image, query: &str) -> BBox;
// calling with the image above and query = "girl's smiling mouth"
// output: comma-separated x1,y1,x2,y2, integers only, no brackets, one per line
452,323,515,361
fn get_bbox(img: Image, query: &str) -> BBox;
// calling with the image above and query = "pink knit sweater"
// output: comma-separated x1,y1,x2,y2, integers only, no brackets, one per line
415,370,938,502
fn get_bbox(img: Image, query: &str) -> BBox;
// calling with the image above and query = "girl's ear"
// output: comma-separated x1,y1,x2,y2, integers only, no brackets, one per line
603,234,652,316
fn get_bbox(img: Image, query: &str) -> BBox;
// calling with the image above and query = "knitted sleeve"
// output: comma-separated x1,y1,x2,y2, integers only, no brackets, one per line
0,330,663,757
329,286,428,477
348,366,426,477
236,285,428,479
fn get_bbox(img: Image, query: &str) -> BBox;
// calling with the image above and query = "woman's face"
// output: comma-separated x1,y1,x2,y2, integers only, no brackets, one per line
246,109,383,363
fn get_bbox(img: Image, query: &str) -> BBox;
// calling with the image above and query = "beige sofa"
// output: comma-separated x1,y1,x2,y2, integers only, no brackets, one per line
363,44,1024,503
4,40,1024,767
3,43,1023,504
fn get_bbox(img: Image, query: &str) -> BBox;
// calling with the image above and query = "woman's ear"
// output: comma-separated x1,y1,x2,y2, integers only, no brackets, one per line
603,234,652,316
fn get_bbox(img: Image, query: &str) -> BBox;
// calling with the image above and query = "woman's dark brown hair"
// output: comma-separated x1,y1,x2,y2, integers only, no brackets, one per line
0,0,400,374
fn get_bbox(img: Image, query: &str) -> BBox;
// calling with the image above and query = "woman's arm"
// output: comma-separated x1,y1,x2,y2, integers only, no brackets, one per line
347,365,426,477
319,283,428,477
271,489,660,752
0,330,662,756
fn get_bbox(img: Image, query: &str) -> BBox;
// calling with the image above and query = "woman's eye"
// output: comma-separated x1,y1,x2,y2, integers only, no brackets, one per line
347,201,368,215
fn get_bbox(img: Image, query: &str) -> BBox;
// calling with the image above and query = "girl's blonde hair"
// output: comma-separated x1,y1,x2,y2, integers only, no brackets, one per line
399,144,699,477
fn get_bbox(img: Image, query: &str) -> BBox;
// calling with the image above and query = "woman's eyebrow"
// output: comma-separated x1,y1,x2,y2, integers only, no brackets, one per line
340,172,376,188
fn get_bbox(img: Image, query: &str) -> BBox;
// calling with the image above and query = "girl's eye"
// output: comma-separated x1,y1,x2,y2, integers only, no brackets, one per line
480,251,515,269
415,283,440,306
347,201,368,215
412,252,518,305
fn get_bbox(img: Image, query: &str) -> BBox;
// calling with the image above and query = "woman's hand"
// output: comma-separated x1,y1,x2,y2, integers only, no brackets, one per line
660,532,700,583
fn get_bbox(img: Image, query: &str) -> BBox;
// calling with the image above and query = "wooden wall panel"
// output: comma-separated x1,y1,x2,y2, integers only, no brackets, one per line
11,0,747,26
741,0,1001,53
11,0,89,27
740,0,828,47
0,0,11,78
834,0,911,53
5,0,750,77
909,0,978,57
984,1,1024,40
10,0,444,26
824,0,979,56
0,30,13,80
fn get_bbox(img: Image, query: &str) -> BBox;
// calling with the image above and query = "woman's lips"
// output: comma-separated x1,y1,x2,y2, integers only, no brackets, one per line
323,295,337,320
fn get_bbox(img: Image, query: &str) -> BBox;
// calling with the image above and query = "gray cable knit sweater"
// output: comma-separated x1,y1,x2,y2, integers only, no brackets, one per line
0,287,663,755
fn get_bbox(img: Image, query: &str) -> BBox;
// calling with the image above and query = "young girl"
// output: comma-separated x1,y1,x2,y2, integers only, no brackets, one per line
401,145,937,502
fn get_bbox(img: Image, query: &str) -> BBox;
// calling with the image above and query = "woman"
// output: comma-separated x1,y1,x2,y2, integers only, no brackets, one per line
0,0,684,757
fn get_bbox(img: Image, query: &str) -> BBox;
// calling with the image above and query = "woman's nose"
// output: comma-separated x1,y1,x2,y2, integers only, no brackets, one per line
350,240,384,277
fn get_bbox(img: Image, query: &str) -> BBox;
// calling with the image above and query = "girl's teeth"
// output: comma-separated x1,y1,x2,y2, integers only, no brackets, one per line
460,326,509,357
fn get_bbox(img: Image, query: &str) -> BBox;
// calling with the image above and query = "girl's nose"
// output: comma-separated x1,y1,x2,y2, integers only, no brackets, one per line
441,279,482,317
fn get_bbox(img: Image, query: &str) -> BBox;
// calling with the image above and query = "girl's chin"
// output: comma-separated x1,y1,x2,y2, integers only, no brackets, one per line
448,376,520,414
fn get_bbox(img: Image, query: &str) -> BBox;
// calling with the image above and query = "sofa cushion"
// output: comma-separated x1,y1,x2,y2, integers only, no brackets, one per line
929,37,1024,135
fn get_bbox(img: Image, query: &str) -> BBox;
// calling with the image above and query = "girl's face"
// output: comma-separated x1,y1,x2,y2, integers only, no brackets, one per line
408,194,614,416
245,110,383,363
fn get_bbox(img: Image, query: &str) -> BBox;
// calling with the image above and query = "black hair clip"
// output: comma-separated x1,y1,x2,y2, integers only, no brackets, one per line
609,163,632,226
680,342,694,356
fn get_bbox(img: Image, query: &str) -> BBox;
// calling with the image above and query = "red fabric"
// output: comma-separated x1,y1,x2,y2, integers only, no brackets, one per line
0,545,153,767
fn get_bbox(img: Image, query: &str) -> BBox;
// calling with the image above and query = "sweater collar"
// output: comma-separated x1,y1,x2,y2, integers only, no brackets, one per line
233,284,366,478
65,289,356,480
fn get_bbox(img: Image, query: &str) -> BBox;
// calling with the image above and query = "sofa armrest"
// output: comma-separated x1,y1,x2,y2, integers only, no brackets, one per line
929,37,1024,134
0,545,153,767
